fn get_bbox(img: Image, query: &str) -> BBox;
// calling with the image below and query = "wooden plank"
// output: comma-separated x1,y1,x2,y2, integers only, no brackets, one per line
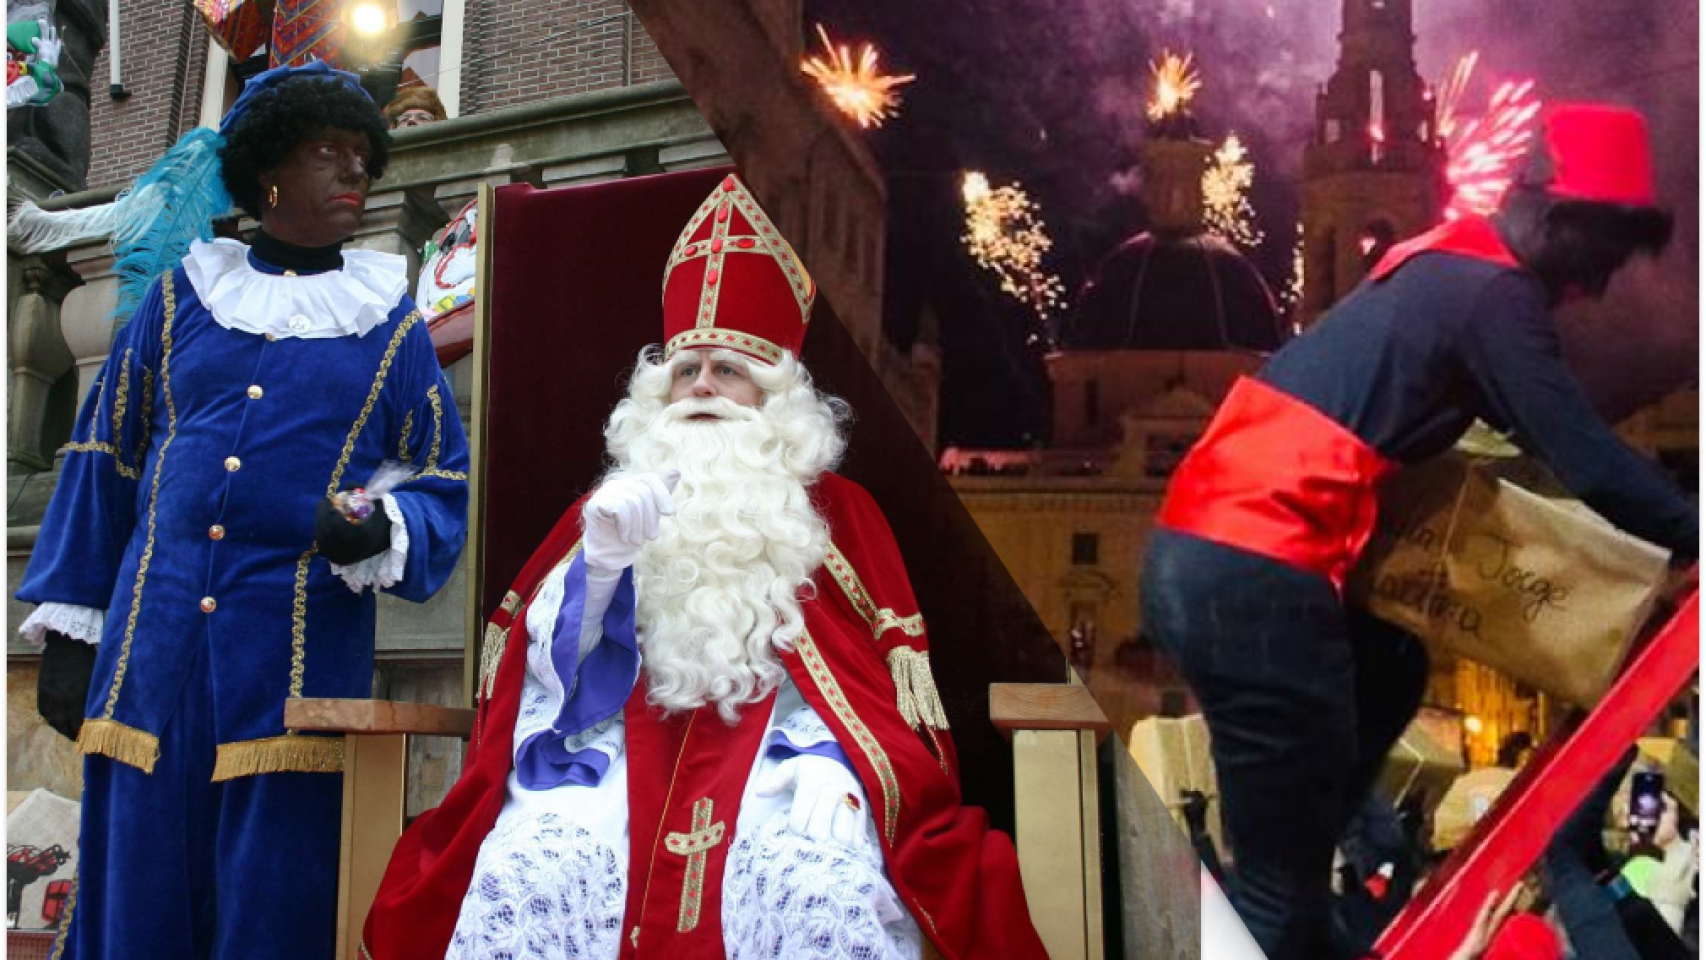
990,683,1113,739
1015,729,1090,960
336,734,407,960
1078,730,1105,960
286,698,476,738
1378,592,1699,959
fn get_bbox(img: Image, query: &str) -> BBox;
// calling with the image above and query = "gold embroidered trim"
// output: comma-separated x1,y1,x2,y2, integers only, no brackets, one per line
211,733,345,781
664,328,784,364
695,194,730,330
110,349,131,444
75,717,161,773
101,273,179,725
885,647,949,732
723,182,813,318
48,876,76,960
795,628,900,843
665,797,725,932
413,467,469,482
478,545,581,701
60,440,139,479
292,311,422,699
824,543,927,642
423,383,445,470
479,622,510,702
398,409,415,462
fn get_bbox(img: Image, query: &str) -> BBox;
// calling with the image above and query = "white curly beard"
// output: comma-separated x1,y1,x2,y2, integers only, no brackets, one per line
602,385,837,724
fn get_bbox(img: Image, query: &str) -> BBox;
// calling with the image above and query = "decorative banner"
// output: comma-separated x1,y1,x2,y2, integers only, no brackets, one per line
269,0,343,69
194,0,276,63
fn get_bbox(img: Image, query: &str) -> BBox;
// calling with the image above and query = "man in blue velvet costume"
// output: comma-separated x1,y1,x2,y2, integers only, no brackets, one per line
15,62,469,959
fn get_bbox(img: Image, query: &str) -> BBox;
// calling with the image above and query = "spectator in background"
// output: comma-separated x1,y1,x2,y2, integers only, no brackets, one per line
383,85,446,129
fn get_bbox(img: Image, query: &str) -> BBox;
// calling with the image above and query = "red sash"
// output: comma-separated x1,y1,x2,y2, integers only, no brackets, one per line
1158,376,1396,588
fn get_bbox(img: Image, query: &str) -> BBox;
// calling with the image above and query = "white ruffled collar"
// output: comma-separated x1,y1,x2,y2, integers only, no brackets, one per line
183,238,409,340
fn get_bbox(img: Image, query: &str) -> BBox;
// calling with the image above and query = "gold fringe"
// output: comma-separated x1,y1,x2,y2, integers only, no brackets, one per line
76,718,161,774
886,647,949,732
212,735,344,781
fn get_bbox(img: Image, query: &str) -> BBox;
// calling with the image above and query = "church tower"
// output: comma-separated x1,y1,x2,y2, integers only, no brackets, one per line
1299,0,1445,325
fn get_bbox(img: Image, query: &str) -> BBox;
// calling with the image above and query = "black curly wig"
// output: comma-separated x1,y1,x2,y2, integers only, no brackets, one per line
219,77,392,219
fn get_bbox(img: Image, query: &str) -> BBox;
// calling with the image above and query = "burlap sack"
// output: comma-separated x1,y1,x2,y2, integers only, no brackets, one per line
1349,453,1670,705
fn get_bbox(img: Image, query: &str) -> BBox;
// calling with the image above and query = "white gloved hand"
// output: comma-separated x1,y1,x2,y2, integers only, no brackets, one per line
755,753,870,849
1648,829,1699,935
581,470,679,573
33,22,62,65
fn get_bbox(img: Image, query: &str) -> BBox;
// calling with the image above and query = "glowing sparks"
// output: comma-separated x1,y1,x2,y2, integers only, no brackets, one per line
1202,134,1263,251
1146,51,1201,123
1281,222,1304,316
801,24,915,129
1436,52,1542,221
1444,79,1540,220
961,171,1066,324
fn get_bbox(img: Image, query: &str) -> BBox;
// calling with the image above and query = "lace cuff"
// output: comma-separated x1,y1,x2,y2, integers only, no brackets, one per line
329,494,410,592
18,603,105,646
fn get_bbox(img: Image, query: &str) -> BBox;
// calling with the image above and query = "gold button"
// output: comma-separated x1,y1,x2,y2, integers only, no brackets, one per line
209,524,225,541
200,597,217,613
283,269,298,278
247,385,263,400
224,456,242,472
264,332,277,342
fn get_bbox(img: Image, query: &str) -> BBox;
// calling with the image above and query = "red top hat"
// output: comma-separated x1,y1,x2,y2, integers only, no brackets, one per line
1532,103,1657,206
661,174,815,365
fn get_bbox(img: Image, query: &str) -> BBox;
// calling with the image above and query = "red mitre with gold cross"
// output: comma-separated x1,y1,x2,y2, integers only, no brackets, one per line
661,174,815,365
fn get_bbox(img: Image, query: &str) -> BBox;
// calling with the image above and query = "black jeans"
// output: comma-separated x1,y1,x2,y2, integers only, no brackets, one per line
1140,528,1429,960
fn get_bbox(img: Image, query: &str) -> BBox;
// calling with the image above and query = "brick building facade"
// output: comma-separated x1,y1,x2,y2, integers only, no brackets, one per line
83,0,674,190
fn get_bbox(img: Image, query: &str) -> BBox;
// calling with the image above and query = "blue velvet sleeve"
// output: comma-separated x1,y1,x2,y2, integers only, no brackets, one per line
17,279,165,610
1459,273,1699,559
386,319,471,603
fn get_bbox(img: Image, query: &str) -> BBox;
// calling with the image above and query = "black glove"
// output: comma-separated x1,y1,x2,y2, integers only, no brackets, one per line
38,629,96,742
315,493,394,565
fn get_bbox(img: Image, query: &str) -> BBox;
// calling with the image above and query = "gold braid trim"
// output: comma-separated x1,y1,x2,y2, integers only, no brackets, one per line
478,548,580,702
48,876,76,960
60,440,138,479
110,349,131,444
75,718,161,773
212,735,345,781
885,647,949,732
402,382,469,483
824,543,926,641
291,312,422,701
795,628,900,843
398,409,415,462
99,273,178,732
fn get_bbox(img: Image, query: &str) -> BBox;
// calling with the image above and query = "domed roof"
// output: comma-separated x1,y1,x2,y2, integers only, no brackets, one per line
1061,232,1288,353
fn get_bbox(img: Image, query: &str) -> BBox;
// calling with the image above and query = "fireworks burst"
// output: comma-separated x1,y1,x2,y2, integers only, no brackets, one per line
1146,50,1202,123
1436,53,1541,220
801,24,916,129
1202,134,1263,251
961,171,1066,326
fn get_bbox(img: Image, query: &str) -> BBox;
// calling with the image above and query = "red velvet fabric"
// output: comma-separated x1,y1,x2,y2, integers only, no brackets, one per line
365,480,1048,959
1158,376,1397,588
477,168,731,622
1368,215,1520,282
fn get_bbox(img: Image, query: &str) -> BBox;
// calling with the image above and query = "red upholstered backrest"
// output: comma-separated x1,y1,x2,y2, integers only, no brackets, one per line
478,168,732,620
474,168,1066,826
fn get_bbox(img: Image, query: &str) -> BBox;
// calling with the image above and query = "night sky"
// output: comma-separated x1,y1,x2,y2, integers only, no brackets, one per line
802,0,1700,447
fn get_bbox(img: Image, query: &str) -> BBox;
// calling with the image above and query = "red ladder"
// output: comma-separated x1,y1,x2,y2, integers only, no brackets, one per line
1376,591,1699,958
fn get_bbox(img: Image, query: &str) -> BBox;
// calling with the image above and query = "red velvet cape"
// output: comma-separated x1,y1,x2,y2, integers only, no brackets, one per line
363,472,1046,959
